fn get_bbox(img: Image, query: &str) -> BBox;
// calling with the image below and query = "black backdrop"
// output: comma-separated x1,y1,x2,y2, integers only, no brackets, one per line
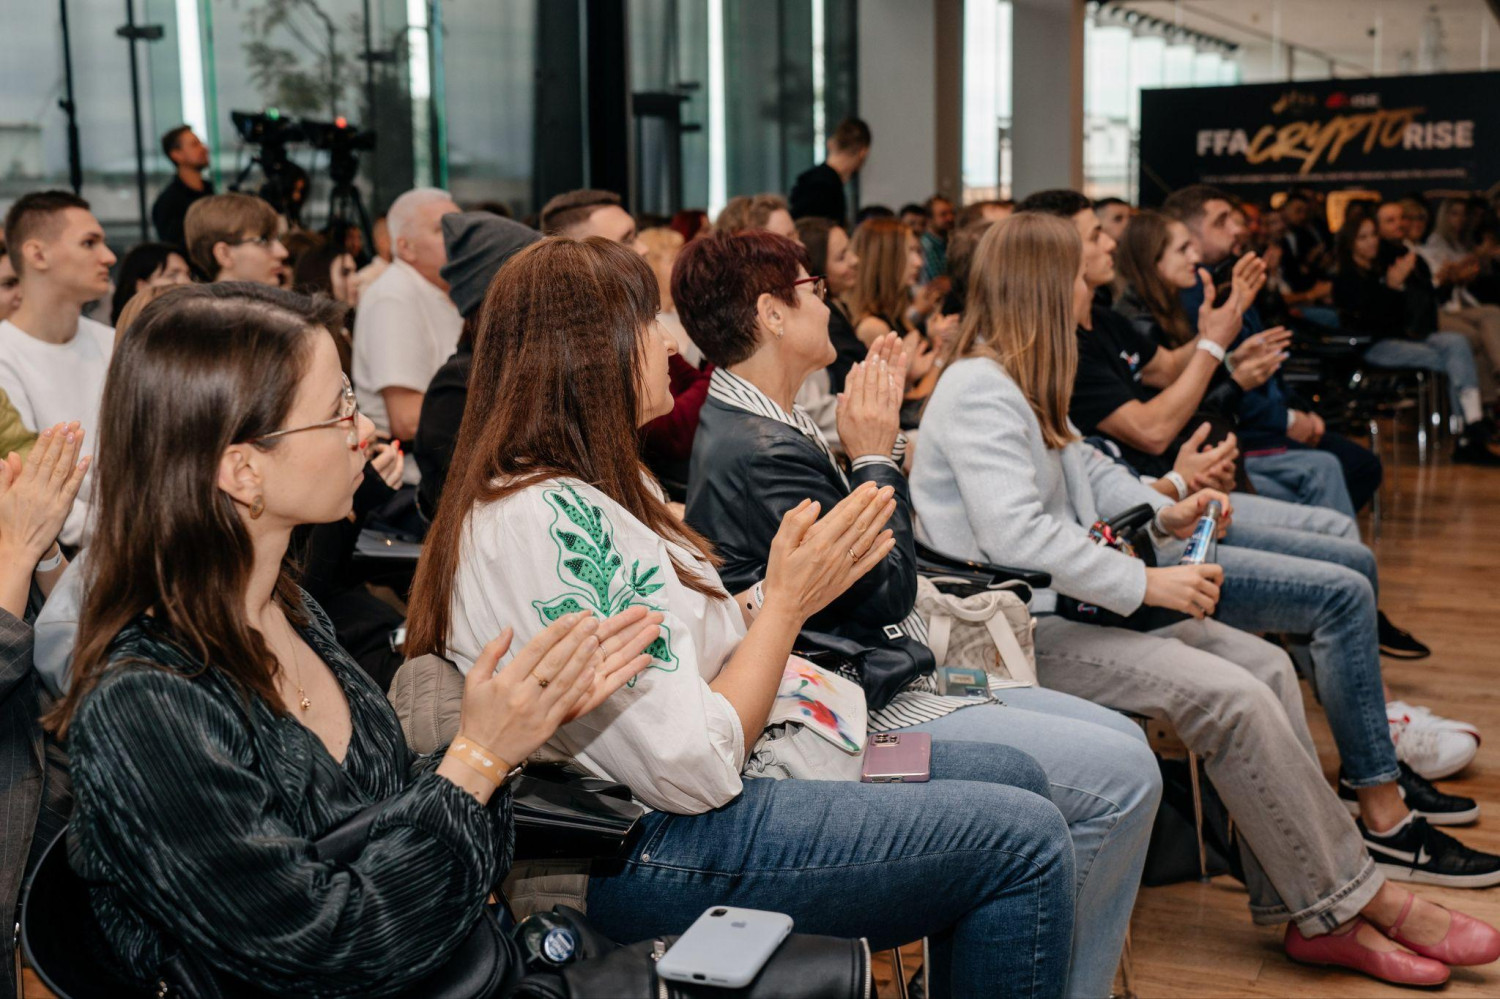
1137,70,1500,206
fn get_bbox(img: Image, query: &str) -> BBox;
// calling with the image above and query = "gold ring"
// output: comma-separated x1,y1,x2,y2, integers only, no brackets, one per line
849,547,864,561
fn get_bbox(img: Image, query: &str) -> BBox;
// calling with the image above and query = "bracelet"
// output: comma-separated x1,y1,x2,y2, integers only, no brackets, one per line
1148,509,1172,542
1195,339,1226,362
1164,471,1189,501
448,736,519,787
1223,352,1238,375
753,580,766,610
35,544,64,574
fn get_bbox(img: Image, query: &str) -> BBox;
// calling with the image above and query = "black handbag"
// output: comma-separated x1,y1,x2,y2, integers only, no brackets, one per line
510,764,646,860
793,628,935,710
510,907,871,999
1056,504,1188,633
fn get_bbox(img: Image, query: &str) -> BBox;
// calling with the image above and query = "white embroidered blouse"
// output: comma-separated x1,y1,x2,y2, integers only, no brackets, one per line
444,478,749,814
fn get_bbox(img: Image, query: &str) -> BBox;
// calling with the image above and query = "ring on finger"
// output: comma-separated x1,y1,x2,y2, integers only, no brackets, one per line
849,547,867,561
537,675,551,688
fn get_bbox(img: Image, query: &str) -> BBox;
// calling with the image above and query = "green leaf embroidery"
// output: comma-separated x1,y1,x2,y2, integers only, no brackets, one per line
534,483,678,684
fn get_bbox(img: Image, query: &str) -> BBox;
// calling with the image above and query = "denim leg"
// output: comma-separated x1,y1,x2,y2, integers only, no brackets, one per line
586,761,1075,999
1310,432,1383,513
1223,518,1378,593
1365,335,1479,416
1230,490,1361,541
1213,545,1397,787
1244,450,1358,519
1032,615,1383,935
907,693,1162,999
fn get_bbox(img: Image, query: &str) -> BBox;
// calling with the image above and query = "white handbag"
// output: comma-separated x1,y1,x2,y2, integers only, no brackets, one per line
915,576,1038,688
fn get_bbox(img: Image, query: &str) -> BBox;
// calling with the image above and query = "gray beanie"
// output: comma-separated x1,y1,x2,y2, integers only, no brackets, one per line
440,211,543,319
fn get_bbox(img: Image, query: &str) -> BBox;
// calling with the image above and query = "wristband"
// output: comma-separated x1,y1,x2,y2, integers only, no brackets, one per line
1164,471,1189,501
448,736,520,787
1195,339,1226,362
1223,352,1238,375
753,580,766,609
1148,509,1172,542
35,544,64,574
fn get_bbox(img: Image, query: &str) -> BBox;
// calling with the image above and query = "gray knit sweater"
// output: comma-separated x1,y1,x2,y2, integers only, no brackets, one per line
911,356,1177,615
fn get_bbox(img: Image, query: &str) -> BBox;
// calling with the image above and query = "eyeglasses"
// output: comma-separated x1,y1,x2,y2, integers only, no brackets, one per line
793,275,828,302
250,375,361,449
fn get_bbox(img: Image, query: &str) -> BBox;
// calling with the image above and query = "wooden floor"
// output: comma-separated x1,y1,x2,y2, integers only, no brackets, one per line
21,426,1500,998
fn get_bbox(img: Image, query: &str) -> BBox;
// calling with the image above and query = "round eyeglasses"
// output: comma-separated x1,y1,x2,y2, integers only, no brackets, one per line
793,275,828,302
250,375,361,449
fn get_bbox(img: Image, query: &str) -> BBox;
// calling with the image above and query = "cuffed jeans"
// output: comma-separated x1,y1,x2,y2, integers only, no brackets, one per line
1033,615,1384,935
1365,332,1482,424
587,741,1075,999
908,689,1161,998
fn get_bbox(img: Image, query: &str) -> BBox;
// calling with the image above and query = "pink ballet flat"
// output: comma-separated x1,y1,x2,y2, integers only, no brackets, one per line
1285,919,1450,987
1382,892,1500,967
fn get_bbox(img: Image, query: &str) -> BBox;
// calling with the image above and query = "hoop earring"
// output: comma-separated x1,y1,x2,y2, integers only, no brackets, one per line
249,495,265,520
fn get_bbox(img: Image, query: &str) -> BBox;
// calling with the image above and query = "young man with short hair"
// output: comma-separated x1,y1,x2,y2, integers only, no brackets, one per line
0,191,116,545
183,192,288,285
788,117,871,227
351,187,463,481
919,194,955,282
151,125,214,249
1164,184,1384,516
1093,197,1131,244
538,188,644,252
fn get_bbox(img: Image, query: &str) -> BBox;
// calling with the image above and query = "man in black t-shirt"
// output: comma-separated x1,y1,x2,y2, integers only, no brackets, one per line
151,125,214,250
788,118,870,227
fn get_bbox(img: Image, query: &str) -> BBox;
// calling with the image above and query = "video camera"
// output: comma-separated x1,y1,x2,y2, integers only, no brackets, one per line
302,117,376,154
230,108,306,146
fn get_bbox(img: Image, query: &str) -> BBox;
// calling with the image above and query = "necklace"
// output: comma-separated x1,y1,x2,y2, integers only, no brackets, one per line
279,614,312,712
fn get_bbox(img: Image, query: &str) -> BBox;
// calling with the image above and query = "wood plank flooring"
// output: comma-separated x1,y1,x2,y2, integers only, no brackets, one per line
23,426,1500,998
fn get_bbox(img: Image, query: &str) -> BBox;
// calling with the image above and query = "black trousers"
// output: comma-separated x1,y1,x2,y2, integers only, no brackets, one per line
1285,430,1384,513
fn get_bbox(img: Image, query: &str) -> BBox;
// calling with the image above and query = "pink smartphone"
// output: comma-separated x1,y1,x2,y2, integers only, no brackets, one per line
860,732,932,783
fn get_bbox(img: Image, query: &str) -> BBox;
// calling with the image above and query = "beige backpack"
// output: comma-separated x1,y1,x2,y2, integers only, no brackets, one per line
914,576,1037,687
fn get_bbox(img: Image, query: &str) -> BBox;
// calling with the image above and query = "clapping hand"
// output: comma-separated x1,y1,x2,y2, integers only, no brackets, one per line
1229,252,1267,309
1196,268,1245,348
762,482,898,623
1227,326,1292,390
0,422,89,567
1173,423,1238,494
368,440,405,490
837,332,906,460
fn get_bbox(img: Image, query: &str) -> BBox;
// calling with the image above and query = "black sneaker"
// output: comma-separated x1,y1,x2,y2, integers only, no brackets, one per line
1359,816,1500,887
1337,764,1479,826
1452,436,1500,466
1377,611,1431,659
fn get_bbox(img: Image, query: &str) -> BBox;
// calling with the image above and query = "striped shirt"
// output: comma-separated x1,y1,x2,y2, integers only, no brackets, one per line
707,368,983,731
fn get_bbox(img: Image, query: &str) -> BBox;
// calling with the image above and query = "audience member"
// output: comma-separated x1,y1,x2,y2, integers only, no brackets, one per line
1335,214,1498,464
675,227,1160,997
0,240,21,323
292,239,360,306
940,218,993,317
1277,192,1331,295
184,192,288,285
151,125,214,249
848,218,944,422
0,424,87,999
715,194,797,238
350,214,392,301
48,283,634,995
898,202,929,235
414,212,540,521
351,187,463,482
1093,197,1131,244
1415,198,1500,396
638,226,713,493
919,194,956,281
912,212,1500,986
795,216,865,395
108,242,192,325
111,284,177,344
955,199,1014,229
1164,185,1383,516
404,236,1076,997
539,188,644,252
788,117,871,226
669,208,710,243
856,204,897,225
0,191,115,546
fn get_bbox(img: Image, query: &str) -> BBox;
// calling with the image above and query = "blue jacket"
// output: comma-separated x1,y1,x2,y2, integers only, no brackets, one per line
1181,278,1291,451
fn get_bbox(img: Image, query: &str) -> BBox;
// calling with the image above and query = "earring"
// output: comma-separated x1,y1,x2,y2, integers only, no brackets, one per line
249,495,265,520
774,326,785,339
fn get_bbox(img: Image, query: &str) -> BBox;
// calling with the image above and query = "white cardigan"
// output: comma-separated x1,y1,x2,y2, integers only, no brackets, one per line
445,478,747,814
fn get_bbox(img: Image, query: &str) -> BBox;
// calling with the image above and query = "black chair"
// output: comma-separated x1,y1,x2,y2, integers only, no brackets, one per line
914,540,1050,597
20,830,153,999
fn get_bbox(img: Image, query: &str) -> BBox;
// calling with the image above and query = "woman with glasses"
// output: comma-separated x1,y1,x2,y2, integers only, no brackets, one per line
678,229,1161,998
54,284,659,995
184,192,290,286
404,236,1077,998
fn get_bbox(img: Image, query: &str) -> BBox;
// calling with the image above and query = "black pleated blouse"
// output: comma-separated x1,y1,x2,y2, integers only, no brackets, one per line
66,592,512,997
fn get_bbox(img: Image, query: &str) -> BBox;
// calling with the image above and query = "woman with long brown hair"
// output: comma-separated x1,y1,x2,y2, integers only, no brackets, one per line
404,235,1078,998
912,213,1500,988
53,283,655,995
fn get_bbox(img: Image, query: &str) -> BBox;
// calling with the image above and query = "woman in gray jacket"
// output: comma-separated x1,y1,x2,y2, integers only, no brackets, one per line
911,212,1500,989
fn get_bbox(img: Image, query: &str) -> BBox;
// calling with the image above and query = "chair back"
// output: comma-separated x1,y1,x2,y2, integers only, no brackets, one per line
20,829,153,998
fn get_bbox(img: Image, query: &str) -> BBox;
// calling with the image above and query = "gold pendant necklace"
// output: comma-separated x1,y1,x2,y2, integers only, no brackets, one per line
282,615,312,712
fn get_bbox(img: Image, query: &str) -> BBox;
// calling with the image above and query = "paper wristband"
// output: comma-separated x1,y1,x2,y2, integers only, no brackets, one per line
448,736,512,786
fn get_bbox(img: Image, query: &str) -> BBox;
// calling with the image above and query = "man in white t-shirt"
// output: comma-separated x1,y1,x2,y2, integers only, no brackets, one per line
352,188,462,486
0,191,117,545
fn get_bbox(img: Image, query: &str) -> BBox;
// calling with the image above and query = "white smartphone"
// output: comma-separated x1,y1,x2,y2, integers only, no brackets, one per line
655,906,795,988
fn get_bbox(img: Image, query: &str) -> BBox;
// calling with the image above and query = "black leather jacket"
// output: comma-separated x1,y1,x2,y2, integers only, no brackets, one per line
684,395,918,648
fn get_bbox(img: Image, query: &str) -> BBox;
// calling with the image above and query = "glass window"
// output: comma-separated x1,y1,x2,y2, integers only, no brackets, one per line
961,0,1012,204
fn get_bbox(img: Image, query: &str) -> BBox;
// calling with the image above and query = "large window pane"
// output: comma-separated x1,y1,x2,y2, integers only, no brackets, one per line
442,1,535,215
961,0,1012,203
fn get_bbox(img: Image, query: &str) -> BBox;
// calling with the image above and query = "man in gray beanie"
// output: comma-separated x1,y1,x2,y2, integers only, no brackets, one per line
414,211,542,519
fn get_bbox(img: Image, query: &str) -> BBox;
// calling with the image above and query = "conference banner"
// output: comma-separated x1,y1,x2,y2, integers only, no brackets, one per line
1137,70,1500,206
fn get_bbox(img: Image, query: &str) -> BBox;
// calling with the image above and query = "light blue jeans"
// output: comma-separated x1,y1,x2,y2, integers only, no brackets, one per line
586,740,1075,999
1365,331,1480,423
908,689,1162,999
1244,448,1357,519
1231,490,1361,543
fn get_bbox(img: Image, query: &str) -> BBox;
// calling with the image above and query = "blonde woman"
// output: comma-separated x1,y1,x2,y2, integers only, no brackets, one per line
910,212,1500,988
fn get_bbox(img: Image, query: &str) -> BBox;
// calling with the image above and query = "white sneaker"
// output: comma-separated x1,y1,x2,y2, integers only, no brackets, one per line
1390,701,1481,780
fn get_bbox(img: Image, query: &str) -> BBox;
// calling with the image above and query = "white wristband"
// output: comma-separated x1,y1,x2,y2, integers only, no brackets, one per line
35,544,64,574
1196,339,1226,362
1164,471,1189,501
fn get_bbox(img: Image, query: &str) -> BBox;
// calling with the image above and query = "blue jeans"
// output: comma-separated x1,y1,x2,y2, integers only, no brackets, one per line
1231,490,1361,543
1244,448,1357,519
908,690,1160,999
587,741,1075,999
1213,538,1396,788
1365,332,1481,423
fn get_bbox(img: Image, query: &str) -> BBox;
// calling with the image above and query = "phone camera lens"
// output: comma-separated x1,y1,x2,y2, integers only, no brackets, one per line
711,908,727,917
